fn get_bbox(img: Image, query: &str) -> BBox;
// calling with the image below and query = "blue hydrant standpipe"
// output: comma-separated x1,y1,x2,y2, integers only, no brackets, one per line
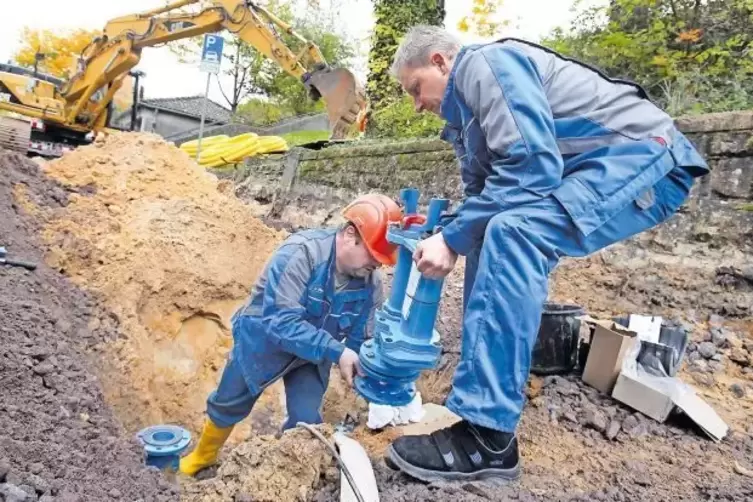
354,188,450,406
136,425,191,471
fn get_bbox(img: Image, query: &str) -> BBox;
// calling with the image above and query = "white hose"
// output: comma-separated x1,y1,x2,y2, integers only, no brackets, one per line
296,422,367,502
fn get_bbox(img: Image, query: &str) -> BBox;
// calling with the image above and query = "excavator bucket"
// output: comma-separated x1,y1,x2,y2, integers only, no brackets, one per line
306,67,367,140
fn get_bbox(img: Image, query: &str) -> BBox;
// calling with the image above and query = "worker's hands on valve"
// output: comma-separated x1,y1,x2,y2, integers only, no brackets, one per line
413,232,458,279
338,347,364,387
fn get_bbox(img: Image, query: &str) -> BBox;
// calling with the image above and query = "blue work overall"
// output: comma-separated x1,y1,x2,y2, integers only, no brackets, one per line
437,39,710,432
204,229,380,430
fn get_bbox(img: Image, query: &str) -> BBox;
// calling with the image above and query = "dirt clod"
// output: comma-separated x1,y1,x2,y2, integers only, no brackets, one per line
699,341,717,359
605,420,621,440
585,409,608,433
1,484,29,502
181,426,339,502
729,348,751,366
712,328,728,347
731,383,747,398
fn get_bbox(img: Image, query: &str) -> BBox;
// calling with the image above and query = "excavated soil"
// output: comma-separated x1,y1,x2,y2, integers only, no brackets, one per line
181,426,341,502
309,239,753,502
176,200,753,501
185,214,753,501
5,130,753,501
30,132,287,438
0,149,177,501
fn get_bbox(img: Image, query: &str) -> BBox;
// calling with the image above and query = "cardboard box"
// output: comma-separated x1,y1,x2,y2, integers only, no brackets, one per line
581,321,637,394
610,371,674,421
612,369,728,442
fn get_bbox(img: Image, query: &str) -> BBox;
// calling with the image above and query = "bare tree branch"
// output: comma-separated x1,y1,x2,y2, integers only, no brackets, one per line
215,74,234,110
691,0,701,28
668,0,679,21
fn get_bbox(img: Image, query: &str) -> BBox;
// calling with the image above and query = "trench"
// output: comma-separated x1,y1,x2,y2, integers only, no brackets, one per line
6,130,753,502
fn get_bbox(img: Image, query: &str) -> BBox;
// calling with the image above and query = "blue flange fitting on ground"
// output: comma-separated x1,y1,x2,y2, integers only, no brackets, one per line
354,187,449,407
136,425,191,471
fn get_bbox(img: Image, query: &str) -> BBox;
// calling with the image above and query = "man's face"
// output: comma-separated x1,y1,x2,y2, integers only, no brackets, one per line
398,52,453,115
338,226,382,278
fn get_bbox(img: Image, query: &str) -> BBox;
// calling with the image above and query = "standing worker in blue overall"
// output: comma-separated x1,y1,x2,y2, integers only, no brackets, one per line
385,26,709,482
179,194,401,476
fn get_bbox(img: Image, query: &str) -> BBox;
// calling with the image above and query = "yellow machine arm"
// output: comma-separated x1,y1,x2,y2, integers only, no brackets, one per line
6,0,366,139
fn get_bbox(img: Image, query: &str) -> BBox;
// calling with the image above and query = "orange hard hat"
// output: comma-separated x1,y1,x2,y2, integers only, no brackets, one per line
341,193,402,266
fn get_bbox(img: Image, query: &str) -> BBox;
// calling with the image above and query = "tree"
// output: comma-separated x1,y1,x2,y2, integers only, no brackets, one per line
366,0,446,113
13,27,99,79
368,94,444,139
253,6,356,116
112,76,134,115
168,0,355,115
543,0,753,116
235,97,287,126
457,0,509,38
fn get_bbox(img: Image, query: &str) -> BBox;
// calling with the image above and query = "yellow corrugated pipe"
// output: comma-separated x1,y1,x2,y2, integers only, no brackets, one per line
179,132,288,167
179,135,229,156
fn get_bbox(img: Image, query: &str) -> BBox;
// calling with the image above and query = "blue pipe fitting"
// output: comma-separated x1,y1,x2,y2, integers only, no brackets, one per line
136,425,191,471
354,188,450,406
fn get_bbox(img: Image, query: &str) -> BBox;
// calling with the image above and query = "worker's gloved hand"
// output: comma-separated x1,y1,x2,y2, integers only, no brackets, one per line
338,347,364,387
413,232,458,279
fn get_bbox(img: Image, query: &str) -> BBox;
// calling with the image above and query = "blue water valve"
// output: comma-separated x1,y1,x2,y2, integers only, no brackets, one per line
354,188,450,406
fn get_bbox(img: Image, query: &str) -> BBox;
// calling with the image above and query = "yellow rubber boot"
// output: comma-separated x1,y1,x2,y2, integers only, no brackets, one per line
179,419,234,476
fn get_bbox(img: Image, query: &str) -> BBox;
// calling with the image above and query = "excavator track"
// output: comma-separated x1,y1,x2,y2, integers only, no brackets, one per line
0,116,31,154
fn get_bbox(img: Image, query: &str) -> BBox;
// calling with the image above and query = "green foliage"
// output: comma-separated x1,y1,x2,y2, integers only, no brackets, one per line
367,0,445,113
235,98,289,126
368,94,444,139
542,0,753,116
280,129,331,146
457,0,510,38
168,0,354,115
256,2,355,116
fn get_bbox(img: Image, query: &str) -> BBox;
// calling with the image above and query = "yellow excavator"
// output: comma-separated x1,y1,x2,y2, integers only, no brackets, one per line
0,0,367,157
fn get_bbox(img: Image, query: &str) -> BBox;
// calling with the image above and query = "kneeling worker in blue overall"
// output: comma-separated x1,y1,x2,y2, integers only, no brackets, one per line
385,26,710,482
179,194,402,476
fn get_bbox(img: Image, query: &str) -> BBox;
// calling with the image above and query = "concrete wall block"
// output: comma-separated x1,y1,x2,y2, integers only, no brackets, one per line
676,111,753,133
707,131,753,156
710,157,753,199
683,132,712,158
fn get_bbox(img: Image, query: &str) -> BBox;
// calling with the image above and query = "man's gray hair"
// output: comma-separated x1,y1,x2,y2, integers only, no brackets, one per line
390,25,461,78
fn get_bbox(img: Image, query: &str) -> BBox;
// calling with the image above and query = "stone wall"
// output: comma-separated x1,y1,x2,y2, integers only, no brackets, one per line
227,111,753,249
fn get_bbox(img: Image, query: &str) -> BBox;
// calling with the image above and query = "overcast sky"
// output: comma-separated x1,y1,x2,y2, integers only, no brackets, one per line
0,0,603,107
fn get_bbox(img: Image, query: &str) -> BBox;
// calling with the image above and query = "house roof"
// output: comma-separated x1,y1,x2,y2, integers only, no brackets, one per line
139,95,232,124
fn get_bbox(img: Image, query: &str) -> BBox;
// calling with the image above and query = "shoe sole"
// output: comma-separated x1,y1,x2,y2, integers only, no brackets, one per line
386,445,521,483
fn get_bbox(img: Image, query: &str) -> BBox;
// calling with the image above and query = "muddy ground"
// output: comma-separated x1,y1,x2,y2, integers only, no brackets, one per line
0,150,177,501
3,133,753,501
305,240,753,502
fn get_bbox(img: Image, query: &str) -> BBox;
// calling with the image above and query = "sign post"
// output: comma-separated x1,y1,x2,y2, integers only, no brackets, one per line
195,34,224,162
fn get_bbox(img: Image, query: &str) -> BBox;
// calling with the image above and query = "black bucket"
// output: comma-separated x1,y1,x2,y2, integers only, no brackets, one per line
531,302,585,375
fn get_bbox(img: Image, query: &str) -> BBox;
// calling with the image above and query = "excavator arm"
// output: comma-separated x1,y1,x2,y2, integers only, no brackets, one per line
21,0,366,139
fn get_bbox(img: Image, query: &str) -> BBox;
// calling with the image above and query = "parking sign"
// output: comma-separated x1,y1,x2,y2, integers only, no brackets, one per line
199,34,224,74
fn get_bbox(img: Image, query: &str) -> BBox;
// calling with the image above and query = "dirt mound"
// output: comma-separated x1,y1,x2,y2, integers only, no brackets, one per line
29,132,286,435
181,426,339,502
0,149,176,501
551,246,752,321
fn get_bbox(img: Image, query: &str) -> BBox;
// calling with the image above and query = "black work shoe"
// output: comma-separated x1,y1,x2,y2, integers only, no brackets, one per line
385,420,521,483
